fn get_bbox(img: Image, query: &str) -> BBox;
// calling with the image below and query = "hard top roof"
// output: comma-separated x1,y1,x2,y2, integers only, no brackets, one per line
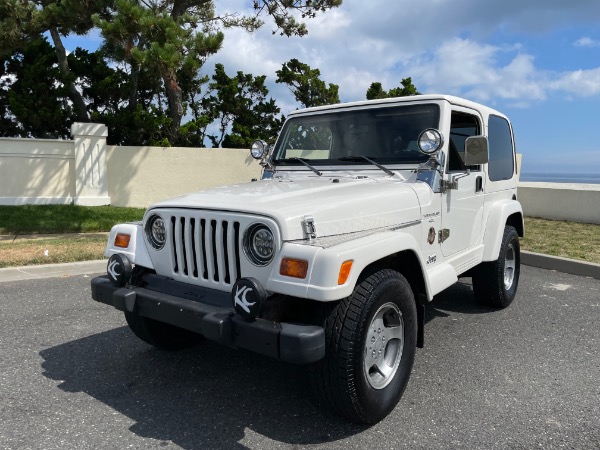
287,94,506,119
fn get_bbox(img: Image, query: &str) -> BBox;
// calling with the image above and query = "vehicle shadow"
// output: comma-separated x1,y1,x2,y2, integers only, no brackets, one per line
425,279,498,322
39,327,366,449
39,281,495,448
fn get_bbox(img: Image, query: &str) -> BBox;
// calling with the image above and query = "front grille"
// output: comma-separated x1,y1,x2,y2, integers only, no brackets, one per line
168,213,241,287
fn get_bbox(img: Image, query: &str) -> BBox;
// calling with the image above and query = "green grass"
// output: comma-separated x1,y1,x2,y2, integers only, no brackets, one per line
0,205,145,235
521,217,600,264
1,206,599,268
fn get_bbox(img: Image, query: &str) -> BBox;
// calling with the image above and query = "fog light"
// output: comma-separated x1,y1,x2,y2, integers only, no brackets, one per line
280,258,308,279
107,253,132,287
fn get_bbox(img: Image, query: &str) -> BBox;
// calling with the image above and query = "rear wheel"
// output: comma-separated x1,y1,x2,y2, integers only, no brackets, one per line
125,311,203,350
309,269,417,424
472,225,520,308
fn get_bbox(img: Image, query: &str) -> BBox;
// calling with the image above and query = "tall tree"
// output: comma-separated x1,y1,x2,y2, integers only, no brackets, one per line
204,63,283,148
2,37,74,138
0,0,114,123
94,1,225,143
366,77,420,100
276,58,339,108
95,1,342,145
0,1,343,143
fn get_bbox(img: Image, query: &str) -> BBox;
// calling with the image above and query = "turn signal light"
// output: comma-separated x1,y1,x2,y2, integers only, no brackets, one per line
114,233,131,248
280,258,308,279
338,260,353,285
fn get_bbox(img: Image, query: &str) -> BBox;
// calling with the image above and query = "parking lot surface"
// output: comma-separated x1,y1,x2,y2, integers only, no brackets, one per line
0,265,598,449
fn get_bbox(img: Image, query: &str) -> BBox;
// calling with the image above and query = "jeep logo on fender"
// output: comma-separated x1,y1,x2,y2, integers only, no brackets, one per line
231,277,267,319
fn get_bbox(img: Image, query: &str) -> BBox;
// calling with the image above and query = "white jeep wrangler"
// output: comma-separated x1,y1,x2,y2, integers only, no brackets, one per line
92,94,523,424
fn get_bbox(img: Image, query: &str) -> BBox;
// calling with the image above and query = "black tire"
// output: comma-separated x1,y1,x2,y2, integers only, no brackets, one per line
125,311,203,350
309,269,417,424
472,225,520,308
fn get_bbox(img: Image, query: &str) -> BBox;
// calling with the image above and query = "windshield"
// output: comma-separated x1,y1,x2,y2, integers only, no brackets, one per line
273,103,440,166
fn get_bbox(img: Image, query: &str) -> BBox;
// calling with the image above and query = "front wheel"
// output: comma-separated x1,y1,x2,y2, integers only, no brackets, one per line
472,225,521,308
309,269,417,424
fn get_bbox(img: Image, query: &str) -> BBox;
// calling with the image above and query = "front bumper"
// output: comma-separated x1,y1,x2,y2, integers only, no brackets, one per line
91,275,325,364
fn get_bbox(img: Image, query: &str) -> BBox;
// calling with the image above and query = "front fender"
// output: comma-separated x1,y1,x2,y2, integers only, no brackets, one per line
482,200,523,261
105,223,154,269
300,230,428,301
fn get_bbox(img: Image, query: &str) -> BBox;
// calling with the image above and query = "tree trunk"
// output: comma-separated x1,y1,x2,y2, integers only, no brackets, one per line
161,67,184,143
49,27,89,122
128,62,140,113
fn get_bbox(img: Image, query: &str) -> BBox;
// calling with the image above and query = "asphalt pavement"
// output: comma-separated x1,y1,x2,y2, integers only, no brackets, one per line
0,266,598,449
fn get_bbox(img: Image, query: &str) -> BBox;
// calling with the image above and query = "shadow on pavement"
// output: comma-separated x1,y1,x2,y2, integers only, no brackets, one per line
40,327,366,449
39,282,493,448
426,279,498,320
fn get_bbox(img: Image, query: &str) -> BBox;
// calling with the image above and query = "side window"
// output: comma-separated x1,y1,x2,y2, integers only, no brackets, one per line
488,115,514,181
448,112,480,171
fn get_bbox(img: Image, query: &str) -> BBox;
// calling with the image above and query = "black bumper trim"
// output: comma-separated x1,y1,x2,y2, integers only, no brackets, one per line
91,276,325,364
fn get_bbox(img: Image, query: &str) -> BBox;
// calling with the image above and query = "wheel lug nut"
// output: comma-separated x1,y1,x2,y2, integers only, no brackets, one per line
372,350,376,357
371,336,376,343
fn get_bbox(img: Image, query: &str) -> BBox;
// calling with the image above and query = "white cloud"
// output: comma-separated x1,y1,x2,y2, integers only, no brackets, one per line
205,1,600,111
574,37,600,48
550,67,600,96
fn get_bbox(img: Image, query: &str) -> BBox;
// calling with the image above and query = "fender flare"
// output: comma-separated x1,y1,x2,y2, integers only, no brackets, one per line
105,223,154,269
306,230,431,301
481,200,523,261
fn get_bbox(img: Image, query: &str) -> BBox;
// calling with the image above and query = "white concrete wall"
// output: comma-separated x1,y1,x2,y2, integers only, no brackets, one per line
517,182,600,225
0,124,109,205
0,137,75,204
2,126,599,226
107,145,262,207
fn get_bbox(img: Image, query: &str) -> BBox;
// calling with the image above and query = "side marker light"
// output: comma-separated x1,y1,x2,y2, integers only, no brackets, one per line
338,260,353,285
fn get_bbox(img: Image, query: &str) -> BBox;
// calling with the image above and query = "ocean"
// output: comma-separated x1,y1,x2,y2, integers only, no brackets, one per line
520,173,600,184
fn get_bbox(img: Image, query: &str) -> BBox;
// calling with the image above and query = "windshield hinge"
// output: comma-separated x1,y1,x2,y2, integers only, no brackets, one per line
440,179,457,193
302,215,317,240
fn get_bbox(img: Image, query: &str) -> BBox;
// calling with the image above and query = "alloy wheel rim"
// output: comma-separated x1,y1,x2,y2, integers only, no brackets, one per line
363,302,404,390
504,243,516,290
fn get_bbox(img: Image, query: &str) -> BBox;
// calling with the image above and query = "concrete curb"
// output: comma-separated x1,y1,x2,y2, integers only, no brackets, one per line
521,251,600,280
0,260,106,283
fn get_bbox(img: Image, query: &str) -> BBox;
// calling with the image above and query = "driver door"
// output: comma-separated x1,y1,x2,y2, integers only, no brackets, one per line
440,108,485,257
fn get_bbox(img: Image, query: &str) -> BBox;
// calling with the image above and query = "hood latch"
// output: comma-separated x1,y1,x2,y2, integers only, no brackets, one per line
302,215,317,240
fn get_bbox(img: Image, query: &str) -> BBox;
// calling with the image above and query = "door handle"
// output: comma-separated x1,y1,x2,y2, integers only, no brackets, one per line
475,176,483,192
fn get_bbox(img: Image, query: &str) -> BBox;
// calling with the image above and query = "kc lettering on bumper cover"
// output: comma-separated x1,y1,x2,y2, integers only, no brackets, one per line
91,275,325,364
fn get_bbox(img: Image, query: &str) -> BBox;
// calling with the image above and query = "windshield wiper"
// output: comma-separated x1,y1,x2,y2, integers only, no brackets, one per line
337,156,395,176
279,157,322,176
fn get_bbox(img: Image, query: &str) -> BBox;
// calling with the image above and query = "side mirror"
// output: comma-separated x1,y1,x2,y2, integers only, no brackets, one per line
464,136,489,165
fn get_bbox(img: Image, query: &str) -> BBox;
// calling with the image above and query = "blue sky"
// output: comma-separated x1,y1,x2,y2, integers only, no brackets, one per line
65,0,600,174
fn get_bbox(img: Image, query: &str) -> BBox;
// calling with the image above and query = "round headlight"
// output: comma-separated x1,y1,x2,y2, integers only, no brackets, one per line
251,140,267,159
243,223,275,266
418,128,444,154
145,214,166,250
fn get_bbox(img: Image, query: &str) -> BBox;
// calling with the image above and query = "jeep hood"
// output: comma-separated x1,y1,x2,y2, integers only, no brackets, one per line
150,176,422,241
